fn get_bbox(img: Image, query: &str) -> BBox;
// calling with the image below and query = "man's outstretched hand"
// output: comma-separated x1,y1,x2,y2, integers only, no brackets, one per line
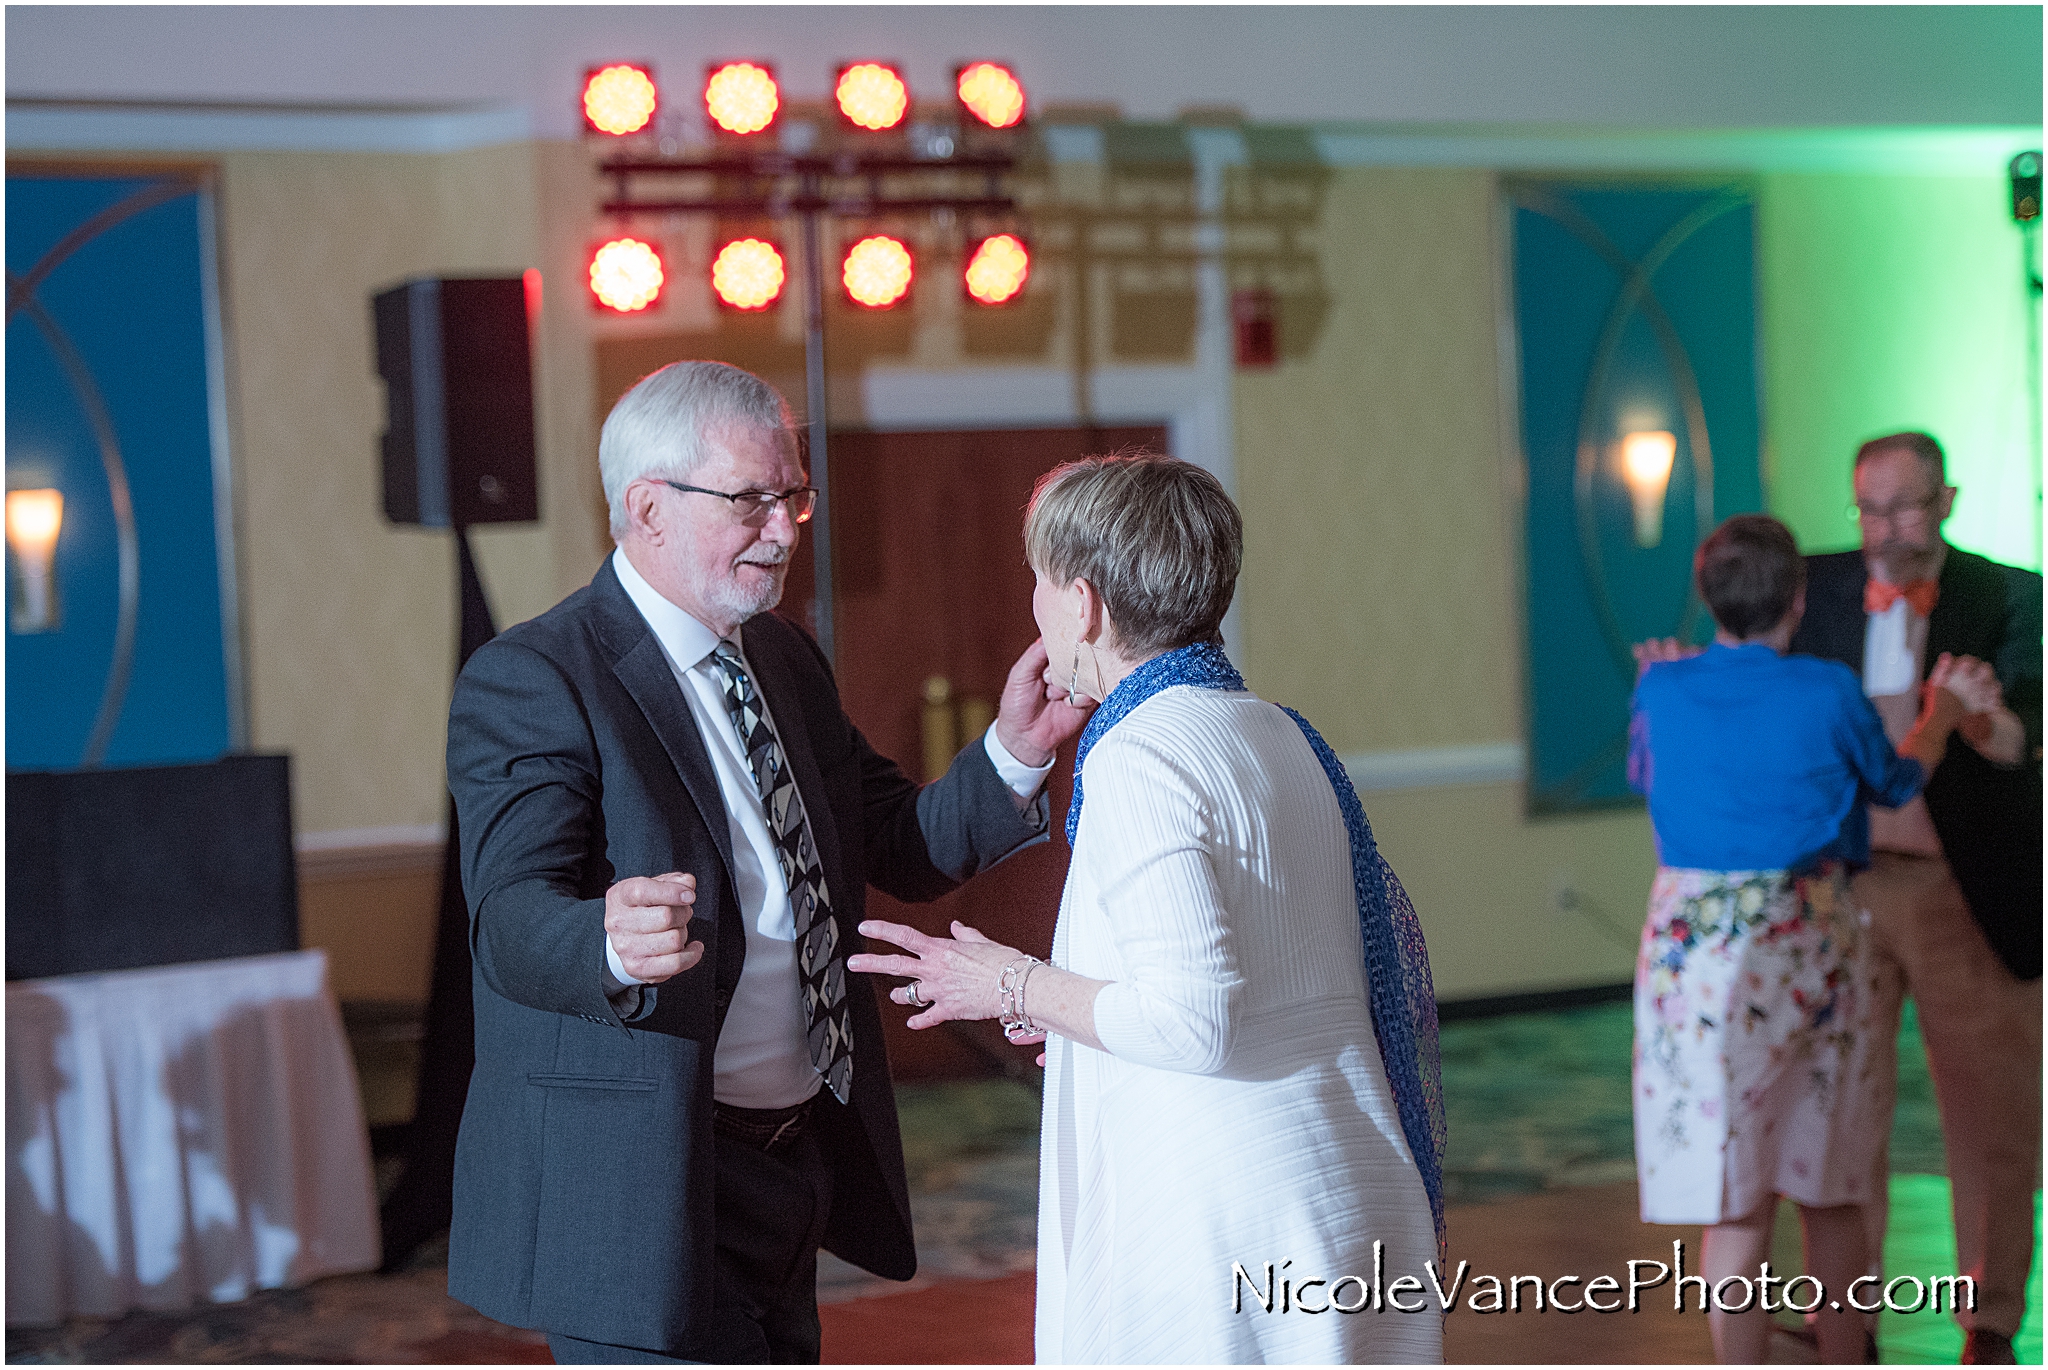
994,638,1093,767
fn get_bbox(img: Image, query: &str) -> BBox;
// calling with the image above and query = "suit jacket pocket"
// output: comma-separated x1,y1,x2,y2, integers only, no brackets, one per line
527,1073,656,1091
528,1038,701,1346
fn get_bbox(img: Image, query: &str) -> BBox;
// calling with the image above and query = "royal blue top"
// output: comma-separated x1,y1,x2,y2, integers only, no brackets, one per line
1628,642,1925,872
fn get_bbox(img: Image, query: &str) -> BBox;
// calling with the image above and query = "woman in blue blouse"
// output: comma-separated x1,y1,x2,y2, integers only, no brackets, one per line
1629,514,1981,1364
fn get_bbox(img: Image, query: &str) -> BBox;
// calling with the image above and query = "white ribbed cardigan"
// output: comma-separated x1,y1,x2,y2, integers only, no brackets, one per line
1034,687,1440,1365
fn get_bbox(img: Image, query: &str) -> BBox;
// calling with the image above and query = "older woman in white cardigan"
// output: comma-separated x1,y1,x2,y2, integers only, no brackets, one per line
851,454,1446,1365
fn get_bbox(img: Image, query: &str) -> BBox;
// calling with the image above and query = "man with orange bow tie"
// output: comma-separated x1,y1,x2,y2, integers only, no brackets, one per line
1790,431,2041,1365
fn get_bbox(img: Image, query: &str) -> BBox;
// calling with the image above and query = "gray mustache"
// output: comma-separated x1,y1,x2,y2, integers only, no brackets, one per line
739,548,789,567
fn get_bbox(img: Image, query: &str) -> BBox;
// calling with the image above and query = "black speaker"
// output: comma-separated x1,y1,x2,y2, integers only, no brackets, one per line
6,755,299,981
374,276,539,527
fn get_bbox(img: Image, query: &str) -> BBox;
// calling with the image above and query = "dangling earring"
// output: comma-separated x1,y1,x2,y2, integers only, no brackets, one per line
1068,650,1082,706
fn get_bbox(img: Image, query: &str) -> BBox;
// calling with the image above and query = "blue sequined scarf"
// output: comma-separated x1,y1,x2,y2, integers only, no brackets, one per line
1066,641,1447,1257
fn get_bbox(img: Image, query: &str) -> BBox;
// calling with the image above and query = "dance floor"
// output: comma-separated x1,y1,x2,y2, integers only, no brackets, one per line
9,1002,2037,1364
816,1178,2045,1364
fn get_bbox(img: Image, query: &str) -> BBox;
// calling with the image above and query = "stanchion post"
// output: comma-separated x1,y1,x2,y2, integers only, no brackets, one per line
801,185,835,665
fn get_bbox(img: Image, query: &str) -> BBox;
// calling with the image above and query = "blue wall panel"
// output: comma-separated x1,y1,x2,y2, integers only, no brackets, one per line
7,175,233,769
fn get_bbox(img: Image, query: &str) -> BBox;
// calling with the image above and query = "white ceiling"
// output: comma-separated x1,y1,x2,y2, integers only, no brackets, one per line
8,5,2042,141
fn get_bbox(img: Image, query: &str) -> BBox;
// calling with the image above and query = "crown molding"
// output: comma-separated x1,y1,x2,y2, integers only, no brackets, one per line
1312,123,2041,175
7,99,532,154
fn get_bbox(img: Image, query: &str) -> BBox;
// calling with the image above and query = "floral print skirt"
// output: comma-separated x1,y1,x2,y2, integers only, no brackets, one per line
1633,865,1885,1224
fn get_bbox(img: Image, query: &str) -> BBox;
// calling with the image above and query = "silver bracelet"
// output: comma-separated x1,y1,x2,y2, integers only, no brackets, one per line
1015,958,1045,1039
998,955,1043,1043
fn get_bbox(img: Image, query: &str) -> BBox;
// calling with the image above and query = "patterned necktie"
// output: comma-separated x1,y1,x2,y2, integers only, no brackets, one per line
709,642,853,1103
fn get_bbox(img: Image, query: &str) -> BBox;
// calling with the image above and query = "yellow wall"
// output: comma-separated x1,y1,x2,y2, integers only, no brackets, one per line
1371,784,1649,999
1234,166,1647,997
1236,168,1516,749
216,143,619,839
210,144,609,1002
298,857,441,1004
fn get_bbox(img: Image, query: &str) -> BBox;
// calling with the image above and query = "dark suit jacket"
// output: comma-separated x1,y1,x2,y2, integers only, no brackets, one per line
1790,546,2042,980
441,559,1049,1352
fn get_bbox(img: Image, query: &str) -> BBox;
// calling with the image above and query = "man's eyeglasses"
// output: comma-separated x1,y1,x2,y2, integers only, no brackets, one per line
1849,491,1943,525
663,480,817,526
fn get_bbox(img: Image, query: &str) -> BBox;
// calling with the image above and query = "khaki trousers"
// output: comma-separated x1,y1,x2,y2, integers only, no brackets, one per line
1856,852,2043,1337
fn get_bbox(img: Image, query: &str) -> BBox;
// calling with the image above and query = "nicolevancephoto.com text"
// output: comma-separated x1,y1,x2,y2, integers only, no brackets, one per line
1232,1241,1977,1318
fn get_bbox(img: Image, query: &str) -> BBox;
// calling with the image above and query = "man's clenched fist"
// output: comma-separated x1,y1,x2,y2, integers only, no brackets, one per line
604,873,704,983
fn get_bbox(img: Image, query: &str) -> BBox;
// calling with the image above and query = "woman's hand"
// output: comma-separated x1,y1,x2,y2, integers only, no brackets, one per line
1929,652,2003,714
1928,652,2018,757
1631,636,1701,679
850,919,1032,1030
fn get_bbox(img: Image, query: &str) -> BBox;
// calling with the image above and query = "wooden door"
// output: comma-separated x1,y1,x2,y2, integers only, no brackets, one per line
785,425,1168,1079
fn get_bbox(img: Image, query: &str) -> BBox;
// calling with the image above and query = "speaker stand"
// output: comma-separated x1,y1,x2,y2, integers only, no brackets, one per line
378,526,496,1271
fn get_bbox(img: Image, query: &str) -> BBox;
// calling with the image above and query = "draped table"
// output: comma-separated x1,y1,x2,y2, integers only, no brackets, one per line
6,950,381,1326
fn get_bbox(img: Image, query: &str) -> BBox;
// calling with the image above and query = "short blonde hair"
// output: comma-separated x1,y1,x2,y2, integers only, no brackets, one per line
1023,452,1242,655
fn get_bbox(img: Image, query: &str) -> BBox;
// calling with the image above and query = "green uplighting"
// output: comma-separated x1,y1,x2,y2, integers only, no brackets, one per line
1877,1177,2042,1364
1760,156,2042,572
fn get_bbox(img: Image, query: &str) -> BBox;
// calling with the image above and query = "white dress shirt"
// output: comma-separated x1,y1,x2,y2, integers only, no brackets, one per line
606,547,1051,1106
1862,569,1943,858
1863,597,1924,698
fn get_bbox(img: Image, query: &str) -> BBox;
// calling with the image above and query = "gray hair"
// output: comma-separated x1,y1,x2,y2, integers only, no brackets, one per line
1023,452,1242,656
598,360,794,536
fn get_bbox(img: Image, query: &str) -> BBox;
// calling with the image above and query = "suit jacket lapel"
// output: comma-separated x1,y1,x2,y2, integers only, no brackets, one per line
1805,553,1870,675
592,564,738,891
740,623,847,911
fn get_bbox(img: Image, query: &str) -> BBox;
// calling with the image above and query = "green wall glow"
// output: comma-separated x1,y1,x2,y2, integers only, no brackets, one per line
1759,168,2041,571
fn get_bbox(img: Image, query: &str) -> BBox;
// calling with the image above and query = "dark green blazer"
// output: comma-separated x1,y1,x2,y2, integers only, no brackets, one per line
1790,546,2042,980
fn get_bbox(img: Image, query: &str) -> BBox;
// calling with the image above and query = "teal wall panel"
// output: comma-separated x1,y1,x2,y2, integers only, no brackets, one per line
7,174,235,769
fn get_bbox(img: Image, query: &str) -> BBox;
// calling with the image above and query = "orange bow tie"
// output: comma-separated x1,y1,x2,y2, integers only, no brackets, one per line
1865,578,1939,617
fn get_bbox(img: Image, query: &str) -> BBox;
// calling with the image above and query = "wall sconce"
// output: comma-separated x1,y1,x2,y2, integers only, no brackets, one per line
7,488,64,633
1620,431,1677,548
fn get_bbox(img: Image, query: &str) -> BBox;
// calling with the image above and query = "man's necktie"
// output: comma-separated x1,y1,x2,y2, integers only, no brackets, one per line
711,642,853,1104
1865,578,1939,617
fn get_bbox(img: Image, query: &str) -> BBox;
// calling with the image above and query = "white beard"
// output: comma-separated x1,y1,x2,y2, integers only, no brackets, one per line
692,557,787,626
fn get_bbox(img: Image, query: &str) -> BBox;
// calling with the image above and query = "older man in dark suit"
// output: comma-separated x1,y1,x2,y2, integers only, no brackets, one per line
1790,432,2041,1366
442,360,1086,1362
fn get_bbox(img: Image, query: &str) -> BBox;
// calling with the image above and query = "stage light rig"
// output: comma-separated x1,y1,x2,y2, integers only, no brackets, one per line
589,58,1031,660
582,64,659,136
589,236,665,313
835,63,909,131
712,238,787,310
842,234,915,308
705,62,780,136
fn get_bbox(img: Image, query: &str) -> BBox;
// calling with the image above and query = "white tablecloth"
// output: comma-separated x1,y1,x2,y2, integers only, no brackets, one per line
7,950,381,1326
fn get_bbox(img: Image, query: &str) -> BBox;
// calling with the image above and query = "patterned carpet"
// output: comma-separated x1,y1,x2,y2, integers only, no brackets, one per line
8,1001,2033,1364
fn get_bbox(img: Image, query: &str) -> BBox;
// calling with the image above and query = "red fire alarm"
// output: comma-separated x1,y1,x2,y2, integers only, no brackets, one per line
1232,288,1277,368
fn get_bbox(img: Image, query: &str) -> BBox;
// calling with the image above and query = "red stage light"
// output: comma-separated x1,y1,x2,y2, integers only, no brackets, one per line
589,238,664,312
956,62,1025,129
835,63,908,131
705,62,779,135
712,238,786,310
842,235,913,308
582,63,658,136
965,233,1030,304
